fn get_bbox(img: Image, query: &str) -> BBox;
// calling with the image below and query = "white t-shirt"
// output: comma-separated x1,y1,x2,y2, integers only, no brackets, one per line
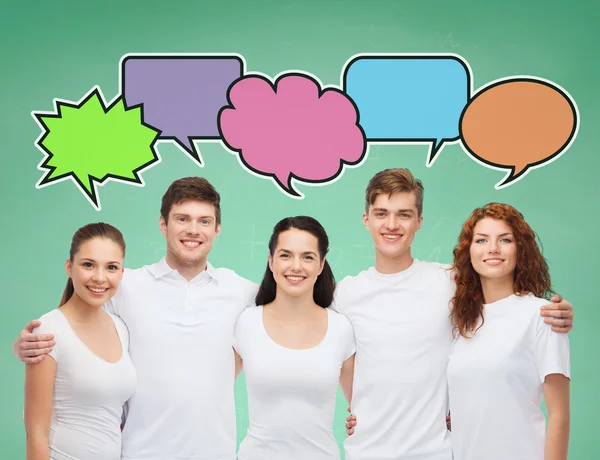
332,259,455,460
33,309,137,460
447,293,571,460
104,258,258,460
234,305,355,460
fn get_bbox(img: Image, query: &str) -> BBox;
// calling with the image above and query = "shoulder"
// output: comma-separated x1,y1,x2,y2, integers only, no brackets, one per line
213,267,258,291
235,305,261,326
33,309,63,335
108,313,130,335
328,309,354,335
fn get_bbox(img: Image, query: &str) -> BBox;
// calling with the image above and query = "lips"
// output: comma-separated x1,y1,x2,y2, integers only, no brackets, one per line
86,286,108,296
284,275,306,284
181,240,201,248
381,233,402,242
483,258,504,266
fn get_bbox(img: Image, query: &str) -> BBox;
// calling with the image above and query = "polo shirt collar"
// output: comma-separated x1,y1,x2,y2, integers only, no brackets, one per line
147,257,220,282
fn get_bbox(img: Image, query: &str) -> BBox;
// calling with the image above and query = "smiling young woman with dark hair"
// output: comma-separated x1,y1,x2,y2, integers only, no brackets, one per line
233,216,355,460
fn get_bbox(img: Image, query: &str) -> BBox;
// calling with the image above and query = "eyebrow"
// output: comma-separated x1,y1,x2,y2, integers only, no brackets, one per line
473,233,513,237
80,258,122,264
372,208,415,213
277,249,318,256
173,214,214,220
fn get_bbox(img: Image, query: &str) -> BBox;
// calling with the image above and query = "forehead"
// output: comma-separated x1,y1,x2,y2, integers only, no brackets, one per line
474,217,513,234
169,200,216,217
275,228,319,252
371,191,418,211
75,238,123,260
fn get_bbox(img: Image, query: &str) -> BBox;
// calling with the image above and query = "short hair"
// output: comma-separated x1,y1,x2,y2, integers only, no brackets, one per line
160,177,221,225
365,168,424,216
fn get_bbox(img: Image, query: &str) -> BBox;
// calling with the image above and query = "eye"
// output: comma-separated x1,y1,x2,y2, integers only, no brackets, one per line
474,238,486,244
107,264,119,270
201,219,211,225
279,254,289,258
375,212,385,217
177,217,187,222
83,262,94,268
303,255,315,260
400,213,410,218
500,238,513,243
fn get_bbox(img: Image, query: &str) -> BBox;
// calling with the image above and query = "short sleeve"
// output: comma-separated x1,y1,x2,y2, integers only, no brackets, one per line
338,313,356,361
534,315,570,383
244,281,259,308
233,308,250,358
331,278,350,314
32,312,59,361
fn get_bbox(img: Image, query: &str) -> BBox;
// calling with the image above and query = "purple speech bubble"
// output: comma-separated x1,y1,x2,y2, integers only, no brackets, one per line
120,54,244,162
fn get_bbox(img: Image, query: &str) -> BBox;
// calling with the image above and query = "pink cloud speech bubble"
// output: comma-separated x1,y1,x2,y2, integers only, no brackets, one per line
218,72,367,196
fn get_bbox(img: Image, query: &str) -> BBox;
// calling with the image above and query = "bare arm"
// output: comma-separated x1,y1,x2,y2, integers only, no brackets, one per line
540,294,574,333
13,320,55,364
339,354,355,405
234,349,243,380
24,356,56,460
543,373,570,460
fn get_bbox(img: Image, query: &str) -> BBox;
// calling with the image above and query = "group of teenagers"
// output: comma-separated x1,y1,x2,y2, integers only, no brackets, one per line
14,168,574,460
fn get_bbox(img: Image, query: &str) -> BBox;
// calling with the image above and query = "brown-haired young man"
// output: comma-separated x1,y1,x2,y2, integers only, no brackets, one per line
335,168,573,460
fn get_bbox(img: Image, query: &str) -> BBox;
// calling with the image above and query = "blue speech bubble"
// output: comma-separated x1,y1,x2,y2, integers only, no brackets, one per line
343,54,472,165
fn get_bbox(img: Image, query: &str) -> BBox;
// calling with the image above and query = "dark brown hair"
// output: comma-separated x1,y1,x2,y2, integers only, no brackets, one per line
365,168,425,216
59,223,126,306
160,177,221,225
255,216,335,308
450,203,553,338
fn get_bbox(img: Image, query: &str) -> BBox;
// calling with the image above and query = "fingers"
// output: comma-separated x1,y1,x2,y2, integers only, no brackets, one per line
24,320,42,333
347,406,351,413
24,355,46,364
541,309,574,319
21,347,54,357
550,293,563,303
552,325,573,333
345,416,356,436
20,340,55,351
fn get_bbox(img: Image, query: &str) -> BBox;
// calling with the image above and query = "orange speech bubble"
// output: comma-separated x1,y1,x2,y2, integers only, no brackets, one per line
459,78,578,187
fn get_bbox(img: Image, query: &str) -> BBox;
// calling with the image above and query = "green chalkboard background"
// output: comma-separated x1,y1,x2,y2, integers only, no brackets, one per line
1,0,598,458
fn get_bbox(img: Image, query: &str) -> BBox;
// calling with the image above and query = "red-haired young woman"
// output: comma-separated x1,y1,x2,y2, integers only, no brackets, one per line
447,203,570,460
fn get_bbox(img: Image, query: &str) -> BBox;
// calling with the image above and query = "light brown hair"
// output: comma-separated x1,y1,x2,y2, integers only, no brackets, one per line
365,168,425,216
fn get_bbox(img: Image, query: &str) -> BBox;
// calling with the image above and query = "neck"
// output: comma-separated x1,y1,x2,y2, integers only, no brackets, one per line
480,275,515,304
165,252,207,281
374,248,414,274
60,294,105,322
269,290,320,318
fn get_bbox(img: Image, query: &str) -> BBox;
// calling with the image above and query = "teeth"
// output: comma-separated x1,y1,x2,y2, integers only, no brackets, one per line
88,287,107,293
286,276,304,281
383,234,400,240
183,241,200,247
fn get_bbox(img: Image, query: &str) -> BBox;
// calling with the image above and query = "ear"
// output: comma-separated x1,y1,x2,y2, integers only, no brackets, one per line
319,258,325,276
417,214,424,231
214,223,221,238
362,211,369,230
65,259,72,277
268,254,273,272
159,216,167,237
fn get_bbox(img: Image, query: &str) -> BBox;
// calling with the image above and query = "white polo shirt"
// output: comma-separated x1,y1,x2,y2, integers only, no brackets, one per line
104,258,258,460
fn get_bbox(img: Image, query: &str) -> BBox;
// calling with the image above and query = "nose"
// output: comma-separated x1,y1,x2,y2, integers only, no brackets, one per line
488,241,500,253
92,268,107,283
187,221,200,235
386,214,400,230
291,256,302,271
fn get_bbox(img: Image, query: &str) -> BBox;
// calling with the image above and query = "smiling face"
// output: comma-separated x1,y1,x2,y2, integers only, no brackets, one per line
268,228,324,301
159,200,221,271
363,191,423,273
66,237,124,308
469,217,517,284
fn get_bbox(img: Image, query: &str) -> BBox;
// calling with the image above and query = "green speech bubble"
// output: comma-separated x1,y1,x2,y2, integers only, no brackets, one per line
33,86,161,210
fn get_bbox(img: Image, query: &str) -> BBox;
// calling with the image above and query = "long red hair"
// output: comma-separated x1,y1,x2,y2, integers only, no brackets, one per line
450,203,553,338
